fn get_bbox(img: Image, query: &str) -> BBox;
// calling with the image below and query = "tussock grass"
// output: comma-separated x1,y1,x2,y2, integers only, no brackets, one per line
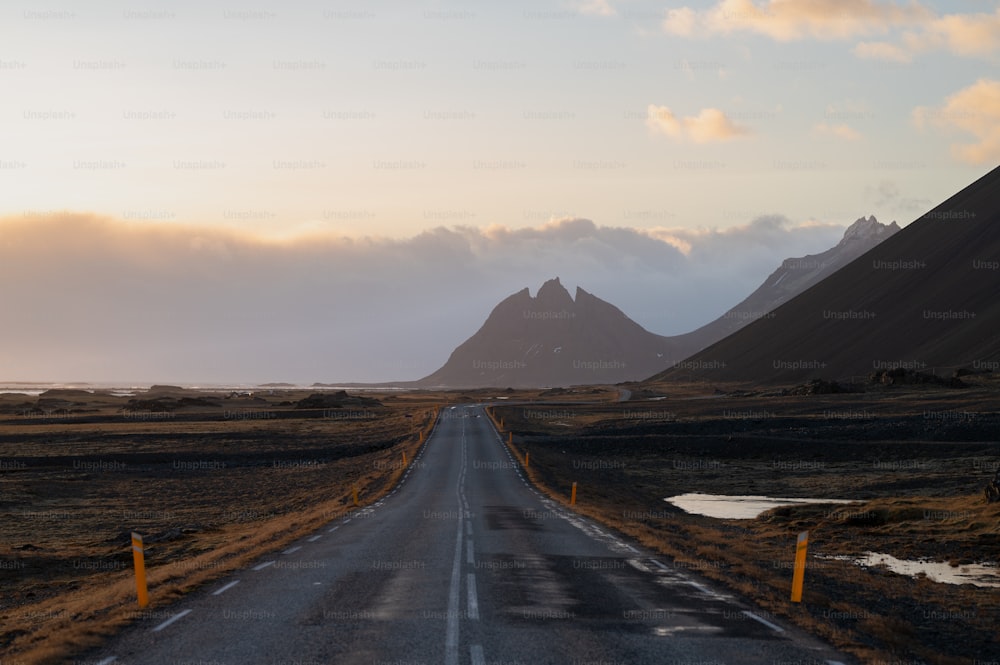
492,400,1000,665
1,404,440,665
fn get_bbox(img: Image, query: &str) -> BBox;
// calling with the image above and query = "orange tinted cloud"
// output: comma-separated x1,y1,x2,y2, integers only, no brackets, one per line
913,79,1000,165
815,122,862,141
856,8,1000,61
646,105,751,143
663,0,999,60
663,0,927,41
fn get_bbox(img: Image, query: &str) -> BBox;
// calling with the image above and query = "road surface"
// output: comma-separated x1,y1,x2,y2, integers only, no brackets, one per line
88,405,853,664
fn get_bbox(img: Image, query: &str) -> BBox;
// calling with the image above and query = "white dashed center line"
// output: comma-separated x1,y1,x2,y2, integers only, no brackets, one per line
467,573,479,620
212,580,240,596
742,610,785,633
152,609,192,632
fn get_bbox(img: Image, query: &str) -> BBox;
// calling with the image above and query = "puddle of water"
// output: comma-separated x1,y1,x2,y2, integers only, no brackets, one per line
664,493,855,519
819,551,1000,588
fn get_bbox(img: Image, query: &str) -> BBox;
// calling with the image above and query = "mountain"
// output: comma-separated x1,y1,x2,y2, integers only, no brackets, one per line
672,215,899,352
649,165,1000,385
418,215,899,388
417,278,695,387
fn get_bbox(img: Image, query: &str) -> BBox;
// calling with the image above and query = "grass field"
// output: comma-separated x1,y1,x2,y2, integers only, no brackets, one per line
0,388,449,665
491,378,1000,665
3,381,997,664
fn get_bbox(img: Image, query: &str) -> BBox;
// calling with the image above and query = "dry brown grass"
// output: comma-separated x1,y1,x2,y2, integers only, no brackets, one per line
491,397,1000,665
0,398,441,665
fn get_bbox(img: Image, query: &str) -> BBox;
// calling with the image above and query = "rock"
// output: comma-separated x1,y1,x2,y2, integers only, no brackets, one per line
985,470,1000,503
868,368,965,388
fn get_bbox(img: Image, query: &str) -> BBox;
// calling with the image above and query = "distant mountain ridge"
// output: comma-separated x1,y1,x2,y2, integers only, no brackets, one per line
650,165,1000,385
671,216,899,351
418,215,899,388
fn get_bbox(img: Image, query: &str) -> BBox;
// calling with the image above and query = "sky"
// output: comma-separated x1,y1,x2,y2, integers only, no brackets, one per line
1,0,998,383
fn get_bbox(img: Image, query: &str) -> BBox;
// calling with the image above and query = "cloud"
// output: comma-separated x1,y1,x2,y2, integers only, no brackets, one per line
662,0,999,60
814,122,862,141
870,180,900,207
662,0,928,41
856,9,1000,61
918,9,1000,58
576,0,616,17
663,7,697,35
853,40,912,62
646,105,751,142
913,79,1000,165
0,213,848,383
866,179,932,213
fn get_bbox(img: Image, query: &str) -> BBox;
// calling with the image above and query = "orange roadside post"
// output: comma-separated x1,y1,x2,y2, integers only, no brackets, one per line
131,532,149,607
791,530,809,602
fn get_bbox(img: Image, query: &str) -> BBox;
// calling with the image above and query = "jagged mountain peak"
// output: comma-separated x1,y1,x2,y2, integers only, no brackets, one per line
535,277,574,306
840,215,897,244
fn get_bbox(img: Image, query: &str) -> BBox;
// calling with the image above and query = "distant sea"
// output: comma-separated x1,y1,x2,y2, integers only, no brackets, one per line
0,383,385,397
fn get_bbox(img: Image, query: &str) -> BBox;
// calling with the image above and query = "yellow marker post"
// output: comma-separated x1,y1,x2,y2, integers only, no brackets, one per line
353,485,360,507
508,432,512,445
525,451,529,468
402,451,407,466
791,530,809,603
570,482,577,506
131,532,149,608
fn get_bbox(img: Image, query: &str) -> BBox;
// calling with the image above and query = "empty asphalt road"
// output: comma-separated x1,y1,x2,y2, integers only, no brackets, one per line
88,405,854,664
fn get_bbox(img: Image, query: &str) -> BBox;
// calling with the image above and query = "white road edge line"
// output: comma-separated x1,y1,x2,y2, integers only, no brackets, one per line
470,644,486,665
308,535,322,542
283,546,302,554
328,526,339,533
742,610,785,633
252,561,275,571
467,539,475,565
152,609,192,632
467,573,479,620
95,658,117,665
212,580,240,596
